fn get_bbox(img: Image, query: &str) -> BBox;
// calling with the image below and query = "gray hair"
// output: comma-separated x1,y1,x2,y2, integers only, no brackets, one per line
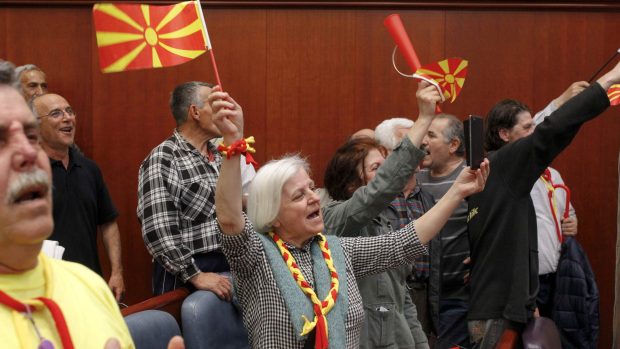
436,114,465,157
14,64,44,91
0,60,17,86
375,117,414,150
169,81,213,126
247,155,310,233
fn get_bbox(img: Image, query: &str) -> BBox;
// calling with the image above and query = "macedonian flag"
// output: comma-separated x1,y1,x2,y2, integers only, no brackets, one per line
93,1,210,73
609,84,620,106
415,58,468,103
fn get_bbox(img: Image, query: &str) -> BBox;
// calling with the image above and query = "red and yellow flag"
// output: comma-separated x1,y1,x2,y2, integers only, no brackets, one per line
93,1,209,73
609,84,620,106
415,58,468,103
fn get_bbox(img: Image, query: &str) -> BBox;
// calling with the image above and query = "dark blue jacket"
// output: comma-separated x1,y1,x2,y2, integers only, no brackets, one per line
553,237,599,349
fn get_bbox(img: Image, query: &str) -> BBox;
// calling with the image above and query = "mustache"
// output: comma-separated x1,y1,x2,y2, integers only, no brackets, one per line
7,169,50,204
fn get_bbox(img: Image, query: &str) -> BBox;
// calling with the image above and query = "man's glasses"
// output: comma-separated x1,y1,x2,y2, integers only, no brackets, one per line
40,107,76,119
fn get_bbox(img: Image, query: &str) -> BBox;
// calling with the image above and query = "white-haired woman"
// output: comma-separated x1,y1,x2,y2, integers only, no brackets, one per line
209,85,489,349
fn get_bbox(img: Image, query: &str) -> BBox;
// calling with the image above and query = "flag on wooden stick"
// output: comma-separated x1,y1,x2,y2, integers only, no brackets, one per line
93,1,212,73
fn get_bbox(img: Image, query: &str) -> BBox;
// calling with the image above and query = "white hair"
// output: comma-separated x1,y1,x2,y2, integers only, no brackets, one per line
374,117,414,150
247,155,310,233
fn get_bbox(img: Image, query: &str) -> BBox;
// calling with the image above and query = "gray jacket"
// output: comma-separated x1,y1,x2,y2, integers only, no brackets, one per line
323,137,429,349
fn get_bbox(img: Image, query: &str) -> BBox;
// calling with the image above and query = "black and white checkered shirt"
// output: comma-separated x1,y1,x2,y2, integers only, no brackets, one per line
221,215,427,348
137,130,222,282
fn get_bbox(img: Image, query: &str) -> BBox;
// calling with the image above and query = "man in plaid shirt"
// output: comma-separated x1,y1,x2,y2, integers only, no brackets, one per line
137,81,254,298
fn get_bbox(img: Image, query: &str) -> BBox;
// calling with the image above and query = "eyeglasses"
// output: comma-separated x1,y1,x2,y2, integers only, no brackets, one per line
40,107,76,119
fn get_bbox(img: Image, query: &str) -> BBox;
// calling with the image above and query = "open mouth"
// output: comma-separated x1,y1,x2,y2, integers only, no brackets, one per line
59,126,73,133
307,209,320,220
12,185,47,204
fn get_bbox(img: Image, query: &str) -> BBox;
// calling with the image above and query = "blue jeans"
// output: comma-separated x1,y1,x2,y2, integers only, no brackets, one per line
437,298,470,348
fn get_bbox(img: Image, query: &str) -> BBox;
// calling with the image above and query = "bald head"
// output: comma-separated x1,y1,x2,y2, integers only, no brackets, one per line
32,94,76,155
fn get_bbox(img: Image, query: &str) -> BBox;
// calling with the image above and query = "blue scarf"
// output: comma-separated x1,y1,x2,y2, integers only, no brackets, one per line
258,233,348,348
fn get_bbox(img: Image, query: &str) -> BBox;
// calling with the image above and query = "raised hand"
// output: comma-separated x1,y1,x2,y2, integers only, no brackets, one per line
597,60,620,91
554,81,589,108
416,80,442,119
208,86,243,143
406,81,444,147
453,159,490,199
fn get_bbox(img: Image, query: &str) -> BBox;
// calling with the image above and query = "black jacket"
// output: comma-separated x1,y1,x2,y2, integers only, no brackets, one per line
467,83,610,323
553,237,599,349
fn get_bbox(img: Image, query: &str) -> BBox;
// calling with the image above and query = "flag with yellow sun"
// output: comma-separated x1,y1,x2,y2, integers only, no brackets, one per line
93,1,209,73
415,58,468,103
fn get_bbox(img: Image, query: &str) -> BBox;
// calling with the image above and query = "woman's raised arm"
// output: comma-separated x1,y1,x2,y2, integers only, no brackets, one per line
210,86,246,235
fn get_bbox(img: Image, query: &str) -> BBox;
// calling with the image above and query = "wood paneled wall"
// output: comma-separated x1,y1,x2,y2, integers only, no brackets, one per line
1,2,619,347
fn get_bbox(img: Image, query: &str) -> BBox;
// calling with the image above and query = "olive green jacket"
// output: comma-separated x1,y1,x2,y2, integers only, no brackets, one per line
323,137,429,349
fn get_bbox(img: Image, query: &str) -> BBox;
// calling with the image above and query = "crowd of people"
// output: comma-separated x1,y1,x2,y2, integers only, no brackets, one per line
0,54,618,349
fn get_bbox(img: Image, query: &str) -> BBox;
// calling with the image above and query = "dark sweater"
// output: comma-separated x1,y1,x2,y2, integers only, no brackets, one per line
467,83,609,323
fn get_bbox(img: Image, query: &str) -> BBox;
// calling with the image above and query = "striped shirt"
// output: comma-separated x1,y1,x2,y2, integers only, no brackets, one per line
416,162,470,298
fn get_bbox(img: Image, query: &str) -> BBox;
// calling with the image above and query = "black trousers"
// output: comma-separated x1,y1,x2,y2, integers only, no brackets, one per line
536,272,557,318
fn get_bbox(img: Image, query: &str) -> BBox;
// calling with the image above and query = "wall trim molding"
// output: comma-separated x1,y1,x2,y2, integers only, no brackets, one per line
3,1,620,11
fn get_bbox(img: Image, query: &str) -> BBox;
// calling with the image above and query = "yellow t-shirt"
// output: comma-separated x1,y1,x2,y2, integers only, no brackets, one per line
0,254,134,348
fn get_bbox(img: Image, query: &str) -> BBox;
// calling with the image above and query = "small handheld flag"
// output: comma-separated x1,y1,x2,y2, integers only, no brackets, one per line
384,14,469,110
93,0,218,80
416,58,468,103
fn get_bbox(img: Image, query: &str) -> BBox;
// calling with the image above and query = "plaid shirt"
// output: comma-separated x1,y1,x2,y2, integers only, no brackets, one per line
389,186,430,280
137,130,222,282
221,215,427,348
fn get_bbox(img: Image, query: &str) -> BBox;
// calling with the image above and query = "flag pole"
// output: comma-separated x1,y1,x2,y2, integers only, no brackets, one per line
588,48,620,83
195,0,223,89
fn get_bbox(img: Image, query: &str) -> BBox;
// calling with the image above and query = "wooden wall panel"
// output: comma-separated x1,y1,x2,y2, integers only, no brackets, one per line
0,11,6,56
262,9,445,180
1,3,619,348
4,7,94,154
